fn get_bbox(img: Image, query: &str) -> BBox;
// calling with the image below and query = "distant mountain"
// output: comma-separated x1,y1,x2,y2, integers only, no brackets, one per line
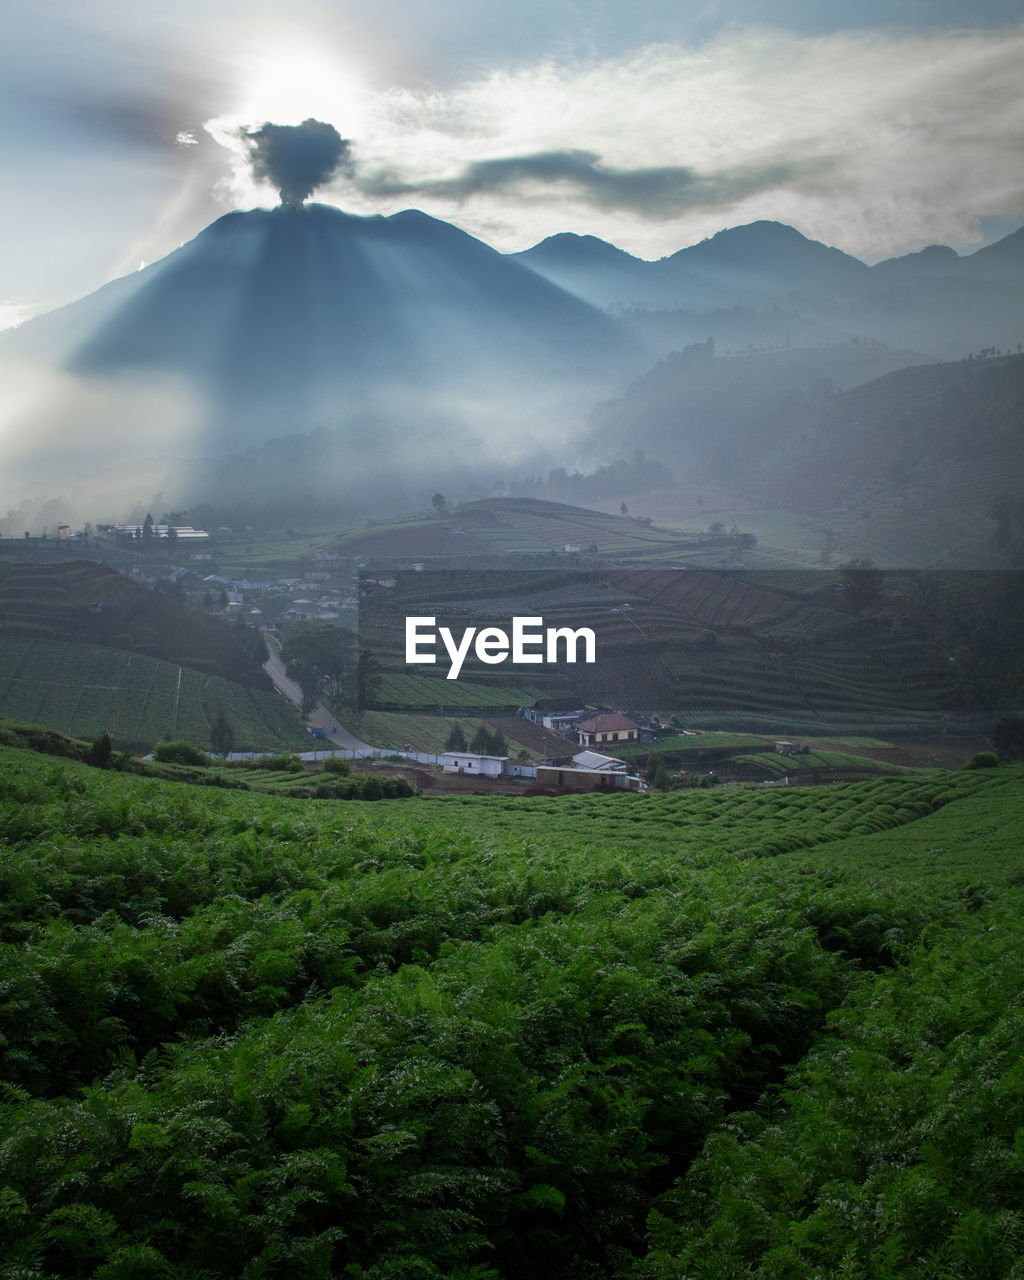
590,347,1024,567
510,233,655,309
1,204,634,462
585,340,938,482
660,220,869,301
965,225,1024,281
871,243,963,277
4,205,1022,528
514,220,869,310
515,220,1024,359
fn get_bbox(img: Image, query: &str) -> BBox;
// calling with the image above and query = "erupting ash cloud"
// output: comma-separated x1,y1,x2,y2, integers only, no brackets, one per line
245,118,351,206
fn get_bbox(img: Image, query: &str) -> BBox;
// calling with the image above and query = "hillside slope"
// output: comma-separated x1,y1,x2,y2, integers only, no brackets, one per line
0,560,268,685
586,350,1024,565
0,746,1021,1277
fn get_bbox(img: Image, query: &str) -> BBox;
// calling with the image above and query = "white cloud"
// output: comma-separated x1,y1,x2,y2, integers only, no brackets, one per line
0,302,35,332
204,23,1024,260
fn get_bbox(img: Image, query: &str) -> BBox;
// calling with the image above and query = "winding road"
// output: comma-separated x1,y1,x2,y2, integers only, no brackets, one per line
263,637,374,753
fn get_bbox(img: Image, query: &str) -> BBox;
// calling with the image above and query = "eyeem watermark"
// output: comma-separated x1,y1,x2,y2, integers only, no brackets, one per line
405,616,596,680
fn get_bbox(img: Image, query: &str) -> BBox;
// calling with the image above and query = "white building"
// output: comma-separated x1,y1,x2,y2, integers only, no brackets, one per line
572,750,626,771
441,752,509,777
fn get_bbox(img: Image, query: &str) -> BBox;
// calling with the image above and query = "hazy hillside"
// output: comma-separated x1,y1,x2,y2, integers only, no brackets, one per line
586,340,936,483
0,560,268,685
584,346,1024,565
2,209,1021,537
515,219,1024,358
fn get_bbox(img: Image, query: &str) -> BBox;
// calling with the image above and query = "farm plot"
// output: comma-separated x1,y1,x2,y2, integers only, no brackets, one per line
375,672,543,711
620,569,801,628
0,637,307,751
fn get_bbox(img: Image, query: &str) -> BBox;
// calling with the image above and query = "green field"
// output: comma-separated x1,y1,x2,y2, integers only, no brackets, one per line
361,566,1008,741
375,671,544,711
202,528,343,576
0,637,307,752
1,736,1023,1278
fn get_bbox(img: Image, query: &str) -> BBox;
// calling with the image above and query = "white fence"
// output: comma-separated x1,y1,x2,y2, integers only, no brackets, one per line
227,749,538,775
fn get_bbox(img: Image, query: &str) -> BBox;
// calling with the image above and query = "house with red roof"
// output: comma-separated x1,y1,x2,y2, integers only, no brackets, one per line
576,713,641,749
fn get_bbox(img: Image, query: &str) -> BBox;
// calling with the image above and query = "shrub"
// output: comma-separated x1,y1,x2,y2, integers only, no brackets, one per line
252,753,305,772
322,756,351,775
152,741,211,766
966,751,1000,769
85,730,114,769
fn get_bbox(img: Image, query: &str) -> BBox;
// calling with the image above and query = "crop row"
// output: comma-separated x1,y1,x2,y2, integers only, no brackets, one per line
1,749,1021,1277
0,638,307,751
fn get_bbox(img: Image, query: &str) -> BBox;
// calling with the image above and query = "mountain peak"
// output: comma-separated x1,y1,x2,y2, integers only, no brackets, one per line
674,220,867,272
521,232,644,266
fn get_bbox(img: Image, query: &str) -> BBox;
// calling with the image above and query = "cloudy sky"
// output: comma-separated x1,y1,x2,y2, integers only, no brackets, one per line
3,0,1024,325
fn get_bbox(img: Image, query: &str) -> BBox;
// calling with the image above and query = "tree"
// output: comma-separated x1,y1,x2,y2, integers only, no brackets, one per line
282,622,358,704
357,650,383,709
966,751,999,769
432,492,447,515
645,758,672,790
209,707,235,757
620,501,629,515
445,723,468,751
466,725,508,755
86,730,113,769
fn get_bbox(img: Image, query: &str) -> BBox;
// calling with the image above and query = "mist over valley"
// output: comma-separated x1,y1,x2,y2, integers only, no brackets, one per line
2,198,1022,571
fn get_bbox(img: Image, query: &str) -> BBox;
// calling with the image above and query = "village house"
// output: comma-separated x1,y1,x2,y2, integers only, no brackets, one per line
576,713,641,748
522,701,591,734
535,764,645,792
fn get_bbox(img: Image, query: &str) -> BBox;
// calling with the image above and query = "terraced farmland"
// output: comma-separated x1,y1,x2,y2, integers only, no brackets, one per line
334,498,705,564
0,637,306,751
374,672,544,711
660,641,957,735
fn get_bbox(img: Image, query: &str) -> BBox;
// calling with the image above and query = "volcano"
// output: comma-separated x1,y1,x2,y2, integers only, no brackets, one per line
3,204,633,461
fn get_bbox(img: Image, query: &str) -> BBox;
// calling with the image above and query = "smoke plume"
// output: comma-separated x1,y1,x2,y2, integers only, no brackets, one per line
246,119,351,206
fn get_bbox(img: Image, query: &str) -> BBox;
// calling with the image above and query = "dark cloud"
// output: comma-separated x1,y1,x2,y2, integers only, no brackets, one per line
361,149,823,217
246,119,352,207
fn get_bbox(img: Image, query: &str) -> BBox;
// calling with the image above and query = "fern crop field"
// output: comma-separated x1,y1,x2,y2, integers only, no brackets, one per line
2,741,1023,1279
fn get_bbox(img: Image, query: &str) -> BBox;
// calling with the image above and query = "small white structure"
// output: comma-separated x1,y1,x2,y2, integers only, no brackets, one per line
442,752,508,777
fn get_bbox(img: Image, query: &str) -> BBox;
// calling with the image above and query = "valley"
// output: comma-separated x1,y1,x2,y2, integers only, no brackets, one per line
1,176,1022,1280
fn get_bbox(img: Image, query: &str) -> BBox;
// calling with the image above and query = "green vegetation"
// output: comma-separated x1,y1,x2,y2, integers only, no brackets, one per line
1,738,1022,1278
200,527,342,576
330,497,706,564
375,671,544,711
152,740,212,766
281,622,358,709
0,637,308,752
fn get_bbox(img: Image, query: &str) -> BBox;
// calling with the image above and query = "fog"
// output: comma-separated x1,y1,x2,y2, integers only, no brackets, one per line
1,194,1022,564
